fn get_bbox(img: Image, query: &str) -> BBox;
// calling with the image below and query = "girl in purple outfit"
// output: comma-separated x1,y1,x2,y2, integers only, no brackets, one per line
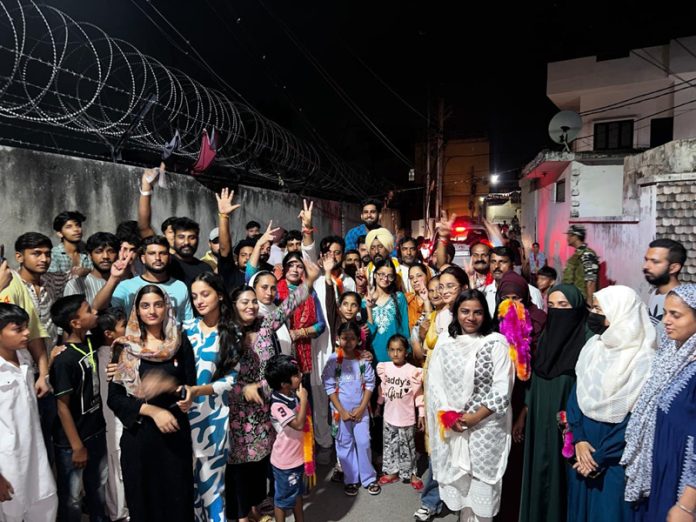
322,321,381,497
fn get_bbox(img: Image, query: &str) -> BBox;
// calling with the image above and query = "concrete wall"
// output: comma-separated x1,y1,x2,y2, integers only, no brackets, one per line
486,199,520,224
630,139,696,284
574,164,624,218
521,158,657,297
0,145,361,261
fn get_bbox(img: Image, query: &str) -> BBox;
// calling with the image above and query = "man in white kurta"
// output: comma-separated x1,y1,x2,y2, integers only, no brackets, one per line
0,355,57,522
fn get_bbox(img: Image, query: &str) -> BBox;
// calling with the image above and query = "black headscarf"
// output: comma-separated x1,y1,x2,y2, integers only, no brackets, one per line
533,284,591,379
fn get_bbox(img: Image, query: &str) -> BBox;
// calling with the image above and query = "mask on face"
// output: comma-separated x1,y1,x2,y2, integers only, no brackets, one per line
587,312,608,335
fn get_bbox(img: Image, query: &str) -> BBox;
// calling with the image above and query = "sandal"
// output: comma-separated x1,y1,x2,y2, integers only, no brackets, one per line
410,477,425,491
366,482,382,495
378,474,400,485
344,483,359,497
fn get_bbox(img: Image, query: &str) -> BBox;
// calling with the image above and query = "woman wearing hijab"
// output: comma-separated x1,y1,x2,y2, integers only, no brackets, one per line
107,285,196,522
621,284,696,521
493,271,547,522
566,285,655,522
249,270,292,356
519,285,591,522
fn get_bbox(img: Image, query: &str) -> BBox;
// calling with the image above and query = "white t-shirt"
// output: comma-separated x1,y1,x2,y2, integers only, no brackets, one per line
647,288,667,338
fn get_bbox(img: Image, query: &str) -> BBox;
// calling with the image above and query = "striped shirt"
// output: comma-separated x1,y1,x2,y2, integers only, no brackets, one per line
63,273,107,306
20,272,72,348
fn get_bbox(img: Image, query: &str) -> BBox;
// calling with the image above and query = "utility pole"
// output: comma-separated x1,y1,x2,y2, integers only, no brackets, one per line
435,97,444,222
424,96,431,238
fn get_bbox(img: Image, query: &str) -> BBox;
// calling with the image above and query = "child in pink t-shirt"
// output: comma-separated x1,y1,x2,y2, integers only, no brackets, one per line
376,334,425,490
266,355,309,522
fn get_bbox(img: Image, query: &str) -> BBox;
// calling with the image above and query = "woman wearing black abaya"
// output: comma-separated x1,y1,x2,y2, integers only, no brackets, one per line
518,284,592,522
493,271,547,522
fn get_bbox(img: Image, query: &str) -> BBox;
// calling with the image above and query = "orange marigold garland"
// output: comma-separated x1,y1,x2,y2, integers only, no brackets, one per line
498,298,532,381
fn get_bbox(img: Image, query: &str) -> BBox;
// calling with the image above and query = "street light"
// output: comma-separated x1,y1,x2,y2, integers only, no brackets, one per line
490,174,499,185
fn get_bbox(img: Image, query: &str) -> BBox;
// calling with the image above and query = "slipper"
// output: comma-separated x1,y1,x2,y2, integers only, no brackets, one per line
378,474,400,485
410,477,425,491
344,483,359,497
366,482,381,495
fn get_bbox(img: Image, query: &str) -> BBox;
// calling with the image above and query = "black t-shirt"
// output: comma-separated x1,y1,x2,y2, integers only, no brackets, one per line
50,340,106,446
217,254,246,292
169,256,213,287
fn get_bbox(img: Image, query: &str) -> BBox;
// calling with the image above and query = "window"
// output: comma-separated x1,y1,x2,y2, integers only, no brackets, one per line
650,117,673,148
555,179,566,203
593,120,634,151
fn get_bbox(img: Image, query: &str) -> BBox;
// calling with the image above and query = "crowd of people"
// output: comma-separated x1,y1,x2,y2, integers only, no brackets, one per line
0,165,695,522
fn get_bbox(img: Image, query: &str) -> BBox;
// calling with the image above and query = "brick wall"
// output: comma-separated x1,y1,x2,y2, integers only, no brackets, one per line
655,181,696,282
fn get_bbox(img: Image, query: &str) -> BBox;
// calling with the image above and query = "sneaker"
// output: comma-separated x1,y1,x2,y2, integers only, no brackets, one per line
331,466,344,483
414,505,440,521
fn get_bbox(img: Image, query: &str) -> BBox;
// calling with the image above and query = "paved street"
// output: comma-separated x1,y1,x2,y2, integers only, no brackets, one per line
291,463,459,522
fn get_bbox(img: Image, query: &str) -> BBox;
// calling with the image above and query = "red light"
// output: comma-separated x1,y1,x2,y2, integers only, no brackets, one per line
454,226,466,233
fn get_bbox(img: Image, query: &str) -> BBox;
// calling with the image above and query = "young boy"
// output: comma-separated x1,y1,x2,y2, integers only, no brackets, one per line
49,294,108,522
536,266,558,312
265,355,309,522
95,308,128,522
0,303,58,522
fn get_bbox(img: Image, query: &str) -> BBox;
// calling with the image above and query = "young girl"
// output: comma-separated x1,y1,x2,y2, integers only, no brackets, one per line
365,259,410,363
376,334,424,490
322,321,381,496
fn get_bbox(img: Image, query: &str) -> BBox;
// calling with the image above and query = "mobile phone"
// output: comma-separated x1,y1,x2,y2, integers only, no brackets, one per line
179,385,188,400
0,244,5,264
110,343,124,364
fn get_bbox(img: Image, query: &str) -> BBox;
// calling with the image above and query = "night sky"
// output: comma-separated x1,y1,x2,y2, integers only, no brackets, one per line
19,1,696,199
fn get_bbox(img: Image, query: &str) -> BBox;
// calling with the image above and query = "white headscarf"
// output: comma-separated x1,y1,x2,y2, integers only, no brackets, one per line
249,271,293,356
575,285,656,423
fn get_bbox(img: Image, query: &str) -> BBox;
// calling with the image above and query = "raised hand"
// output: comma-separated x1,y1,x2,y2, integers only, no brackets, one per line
216,187,241,216
111,247,135,280
304,257,321,285
320,253,336,275
142,162,165,189
298,199,314,229
260,221,280,246
0,260,12,293
435,210,456,239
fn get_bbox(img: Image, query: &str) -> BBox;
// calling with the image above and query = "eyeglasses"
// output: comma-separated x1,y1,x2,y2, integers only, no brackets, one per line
375,272,395,281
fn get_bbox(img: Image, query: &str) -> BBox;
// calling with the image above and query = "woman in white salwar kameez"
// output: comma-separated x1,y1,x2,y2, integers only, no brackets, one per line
426,289,514,522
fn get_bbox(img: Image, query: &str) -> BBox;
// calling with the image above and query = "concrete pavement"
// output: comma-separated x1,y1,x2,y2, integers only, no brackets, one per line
292,464,460,522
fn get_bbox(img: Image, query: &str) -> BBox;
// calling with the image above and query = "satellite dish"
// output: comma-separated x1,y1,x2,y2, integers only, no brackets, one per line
549,110,582,152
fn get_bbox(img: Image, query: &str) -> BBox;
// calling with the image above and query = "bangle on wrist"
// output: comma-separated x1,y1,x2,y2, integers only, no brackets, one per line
139,189,152,196
302,227,315,234
676,502,695,515
218,213,229,219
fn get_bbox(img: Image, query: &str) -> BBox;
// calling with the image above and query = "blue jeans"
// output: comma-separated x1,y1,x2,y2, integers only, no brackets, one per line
55,432,108,522
420,459,442,512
